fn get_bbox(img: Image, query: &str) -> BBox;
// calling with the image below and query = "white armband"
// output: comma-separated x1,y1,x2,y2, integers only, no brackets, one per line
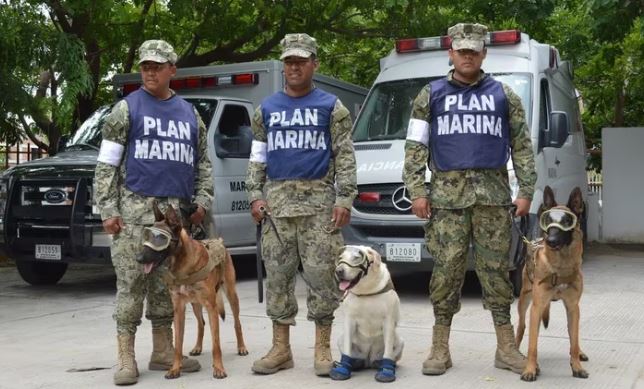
249,140,267,163
97,139,125,166
406,119,430,145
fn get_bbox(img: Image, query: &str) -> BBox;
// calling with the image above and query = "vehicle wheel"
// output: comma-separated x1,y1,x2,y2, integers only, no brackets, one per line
16,260,68,285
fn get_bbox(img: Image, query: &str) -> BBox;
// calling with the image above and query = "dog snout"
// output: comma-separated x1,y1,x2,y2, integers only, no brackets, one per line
335,267,345,279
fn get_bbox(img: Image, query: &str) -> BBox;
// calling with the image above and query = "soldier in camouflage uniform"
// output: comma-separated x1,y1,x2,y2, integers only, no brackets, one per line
246,33,357,377
402,23,537,376
94,40,211,385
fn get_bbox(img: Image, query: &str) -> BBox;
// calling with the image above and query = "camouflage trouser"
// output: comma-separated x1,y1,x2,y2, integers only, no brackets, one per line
425,205,513,326
261,211,344,326
111,224,173,335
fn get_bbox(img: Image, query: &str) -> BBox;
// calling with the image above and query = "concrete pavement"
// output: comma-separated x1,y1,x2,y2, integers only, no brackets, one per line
1,243,644,388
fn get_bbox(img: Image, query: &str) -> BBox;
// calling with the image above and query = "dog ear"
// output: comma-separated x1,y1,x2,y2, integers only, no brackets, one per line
366,247,382,266
567,187,584,217
152,200,164,222
165,205,181,231
542,185,557,210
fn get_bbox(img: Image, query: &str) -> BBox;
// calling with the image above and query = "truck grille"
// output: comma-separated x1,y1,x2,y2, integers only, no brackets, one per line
353,183,429,215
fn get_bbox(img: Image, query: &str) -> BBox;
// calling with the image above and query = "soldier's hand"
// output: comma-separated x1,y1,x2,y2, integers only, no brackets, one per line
251,200,268,224
103,216,125,235
412,197,431,219
189,205,206,225
332,206,351,228
513,198,531,217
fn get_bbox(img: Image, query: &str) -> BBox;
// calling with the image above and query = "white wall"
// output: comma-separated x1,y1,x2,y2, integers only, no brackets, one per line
601,127,644,243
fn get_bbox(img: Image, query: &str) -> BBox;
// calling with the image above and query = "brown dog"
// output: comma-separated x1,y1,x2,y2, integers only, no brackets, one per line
515,186,588,381
141,203,248,379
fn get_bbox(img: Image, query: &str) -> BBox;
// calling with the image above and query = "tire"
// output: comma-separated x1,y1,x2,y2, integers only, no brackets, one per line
16,260,68,285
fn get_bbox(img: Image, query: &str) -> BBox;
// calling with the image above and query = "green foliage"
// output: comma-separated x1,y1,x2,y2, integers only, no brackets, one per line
0,0,642,168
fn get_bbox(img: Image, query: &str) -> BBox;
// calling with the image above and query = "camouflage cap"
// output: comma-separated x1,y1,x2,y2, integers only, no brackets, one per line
280,33,317,59
448,23,488,52
138,39,178,65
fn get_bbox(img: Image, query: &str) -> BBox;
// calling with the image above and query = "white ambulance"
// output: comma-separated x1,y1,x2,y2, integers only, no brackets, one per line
343,30,588,293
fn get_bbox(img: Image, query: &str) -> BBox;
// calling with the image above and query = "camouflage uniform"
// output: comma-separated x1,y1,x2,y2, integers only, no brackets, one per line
403,69,536,326
247,98,356,325
246,34,357,325
94,79,213,336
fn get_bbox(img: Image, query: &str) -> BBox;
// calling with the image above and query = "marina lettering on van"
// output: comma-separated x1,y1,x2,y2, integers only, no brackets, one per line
133,115,195,165
436,93,503,138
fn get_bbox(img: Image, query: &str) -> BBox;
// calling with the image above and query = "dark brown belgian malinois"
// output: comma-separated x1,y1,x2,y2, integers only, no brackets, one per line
515,186,589,381
140,203,248,379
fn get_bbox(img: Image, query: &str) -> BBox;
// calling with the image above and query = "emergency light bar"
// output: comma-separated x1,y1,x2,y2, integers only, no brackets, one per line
395,30,521,53
119,72,259,97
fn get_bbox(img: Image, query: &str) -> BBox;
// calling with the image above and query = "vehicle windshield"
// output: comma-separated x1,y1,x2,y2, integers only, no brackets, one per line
353,73,532,142
64,105,112,150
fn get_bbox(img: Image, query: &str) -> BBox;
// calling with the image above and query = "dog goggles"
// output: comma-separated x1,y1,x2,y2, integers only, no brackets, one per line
539,208,578,232
142,226,173,251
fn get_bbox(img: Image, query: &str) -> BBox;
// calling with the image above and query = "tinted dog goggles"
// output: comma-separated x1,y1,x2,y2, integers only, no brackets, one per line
539,208,578,232
142,226,173,251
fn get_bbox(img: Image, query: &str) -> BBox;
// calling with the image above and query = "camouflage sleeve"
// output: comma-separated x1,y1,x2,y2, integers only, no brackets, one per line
503,84,536,200
330,99,357,210
94,100,129,221
245,105,267,203
403,85,431,200
192,107,213,211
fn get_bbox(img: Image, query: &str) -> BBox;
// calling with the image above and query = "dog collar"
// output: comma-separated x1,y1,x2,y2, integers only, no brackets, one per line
164,253,217,286
350,279,395,297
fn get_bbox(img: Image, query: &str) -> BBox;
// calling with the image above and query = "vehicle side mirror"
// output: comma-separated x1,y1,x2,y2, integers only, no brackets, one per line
545,111,569,148
214,125,253,159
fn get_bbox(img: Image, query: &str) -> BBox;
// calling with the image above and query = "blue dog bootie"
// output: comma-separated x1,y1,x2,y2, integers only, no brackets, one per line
330,354,355,380
375,358,396,383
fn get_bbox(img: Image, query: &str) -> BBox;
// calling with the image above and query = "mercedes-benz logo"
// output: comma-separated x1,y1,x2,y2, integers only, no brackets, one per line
391,186,412,212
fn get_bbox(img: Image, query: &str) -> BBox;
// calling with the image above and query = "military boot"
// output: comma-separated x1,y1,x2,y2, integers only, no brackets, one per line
314,323,333,376
251,322,294,374
148,327,201,372
422,325,452,375
114,334,139,386
494,324,527,374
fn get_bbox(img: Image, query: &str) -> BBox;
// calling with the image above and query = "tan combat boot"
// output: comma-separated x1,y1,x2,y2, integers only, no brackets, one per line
422,325,452,375
251,322,294,374
148,327,201,372
114,334,139,385
314,324,333,376
494,324,527,374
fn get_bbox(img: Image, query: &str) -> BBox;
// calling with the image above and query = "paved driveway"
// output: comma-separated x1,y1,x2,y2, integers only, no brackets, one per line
1,244,643,388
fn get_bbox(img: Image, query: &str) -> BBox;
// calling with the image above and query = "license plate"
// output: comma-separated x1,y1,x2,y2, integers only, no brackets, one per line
35,244,61,260
385,243,421,262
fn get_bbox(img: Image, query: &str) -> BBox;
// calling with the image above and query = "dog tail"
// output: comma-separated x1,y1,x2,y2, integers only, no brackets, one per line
542,301,551,329
217,287,226,321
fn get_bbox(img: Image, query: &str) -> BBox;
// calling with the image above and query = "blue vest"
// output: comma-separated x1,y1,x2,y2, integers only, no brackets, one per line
261,88,336,180
429,76,510,171
124,88,199,199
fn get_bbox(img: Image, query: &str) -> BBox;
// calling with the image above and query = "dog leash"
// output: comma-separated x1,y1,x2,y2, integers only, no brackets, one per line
509,205,532,245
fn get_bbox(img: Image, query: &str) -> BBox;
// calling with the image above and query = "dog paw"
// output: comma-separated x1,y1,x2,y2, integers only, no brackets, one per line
579,352,589,361
213,368,227,379
164,369,181,379
520,370,538,382
573,368,589,379
374,359,396,383
189,347,202,356
238,346,249,356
